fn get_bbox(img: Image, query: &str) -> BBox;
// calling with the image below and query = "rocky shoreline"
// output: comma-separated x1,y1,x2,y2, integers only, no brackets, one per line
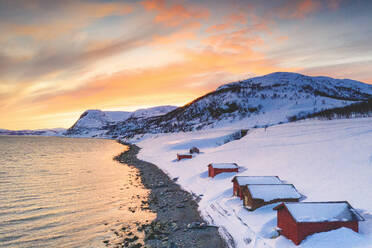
113,142,227,248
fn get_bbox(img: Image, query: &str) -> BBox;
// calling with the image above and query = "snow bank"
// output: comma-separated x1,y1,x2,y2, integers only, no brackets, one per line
136,117,372,247
293,227,370,248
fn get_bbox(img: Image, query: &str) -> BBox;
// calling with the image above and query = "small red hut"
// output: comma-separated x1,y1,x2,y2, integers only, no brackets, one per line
231,176,282,199
273,201,364,245
208,163,238,178
241,184,301,211
177,154,192,161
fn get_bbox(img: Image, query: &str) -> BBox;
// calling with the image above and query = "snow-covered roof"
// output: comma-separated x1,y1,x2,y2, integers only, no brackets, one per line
275,202,364,223
246,184,301,202
209,163,238,169
233,176,282,185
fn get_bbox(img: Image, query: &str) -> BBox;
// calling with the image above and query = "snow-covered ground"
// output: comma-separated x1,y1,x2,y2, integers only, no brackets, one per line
135,117,372,247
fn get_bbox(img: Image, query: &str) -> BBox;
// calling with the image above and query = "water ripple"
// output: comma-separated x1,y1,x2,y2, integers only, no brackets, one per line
0,136,154,248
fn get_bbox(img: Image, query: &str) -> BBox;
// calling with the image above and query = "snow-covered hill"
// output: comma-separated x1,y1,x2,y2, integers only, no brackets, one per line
136,117,372,248
68,110,132,130
65,106,177,137
109,72,372,139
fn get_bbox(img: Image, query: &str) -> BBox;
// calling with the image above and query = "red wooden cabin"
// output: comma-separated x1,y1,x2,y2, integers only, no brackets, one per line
274,201,364,245
231,176,282,199
177,154,192,161
208,163,238,178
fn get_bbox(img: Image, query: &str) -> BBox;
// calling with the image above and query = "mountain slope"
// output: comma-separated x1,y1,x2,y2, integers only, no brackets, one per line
108,72,372,139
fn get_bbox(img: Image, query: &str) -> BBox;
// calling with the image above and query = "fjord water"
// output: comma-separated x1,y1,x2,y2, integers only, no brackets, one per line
0,136,155,247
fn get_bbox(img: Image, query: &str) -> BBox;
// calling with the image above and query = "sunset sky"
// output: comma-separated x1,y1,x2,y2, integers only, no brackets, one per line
1,0,372,130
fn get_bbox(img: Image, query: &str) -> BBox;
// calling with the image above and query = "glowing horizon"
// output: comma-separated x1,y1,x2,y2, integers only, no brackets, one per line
1,0,372,130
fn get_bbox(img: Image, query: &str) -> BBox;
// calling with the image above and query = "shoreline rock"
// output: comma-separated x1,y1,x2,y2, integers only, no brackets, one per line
114,142,227,248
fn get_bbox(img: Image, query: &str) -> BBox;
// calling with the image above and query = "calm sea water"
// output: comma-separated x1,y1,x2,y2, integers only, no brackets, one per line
0,136,155,248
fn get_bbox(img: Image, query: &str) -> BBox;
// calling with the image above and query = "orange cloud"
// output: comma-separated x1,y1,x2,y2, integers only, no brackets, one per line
206,12,248,33
206,10,271,35
206,23,232,33
204,28,265,53
15,44,294,120
141,0,209,26
151,29,197,46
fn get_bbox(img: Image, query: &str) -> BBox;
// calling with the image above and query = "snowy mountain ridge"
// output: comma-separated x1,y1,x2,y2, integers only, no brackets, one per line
217,72,372,99
65,105,177,137
69,110,132,129
108,72,372,139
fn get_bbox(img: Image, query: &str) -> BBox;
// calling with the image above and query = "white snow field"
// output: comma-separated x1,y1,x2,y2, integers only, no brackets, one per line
135,117,372,247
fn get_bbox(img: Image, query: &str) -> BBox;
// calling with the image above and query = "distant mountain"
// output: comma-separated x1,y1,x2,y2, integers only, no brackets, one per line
65,106,177,137
107,72,372,139
0,128,66,136
68,110,132,130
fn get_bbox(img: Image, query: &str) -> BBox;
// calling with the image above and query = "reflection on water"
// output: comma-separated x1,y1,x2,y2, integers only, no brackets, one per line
0,136,155,248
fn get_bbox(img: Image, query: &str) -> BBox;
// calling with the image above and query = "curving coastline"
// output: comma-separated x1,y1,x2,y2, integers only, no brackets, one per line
114,142,227,248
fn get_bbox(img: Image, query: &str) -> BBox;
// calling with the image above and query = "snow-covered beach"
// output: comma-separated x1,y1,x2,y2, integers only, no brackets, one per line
133,117,372,248
114,143,227,247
